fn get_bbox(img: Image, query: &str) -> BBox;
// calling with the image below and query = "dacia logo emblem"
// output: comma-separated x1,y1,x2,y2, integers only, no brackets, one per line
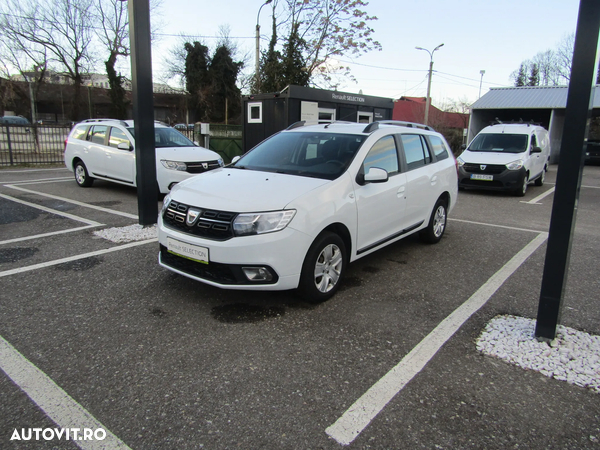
186,208,201,226
202,162,209,169
480,165,487,171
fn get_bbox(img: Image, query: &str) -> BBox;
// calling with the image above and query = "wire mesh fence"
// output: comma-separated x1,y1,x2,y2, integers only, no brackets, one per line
0,124,71,166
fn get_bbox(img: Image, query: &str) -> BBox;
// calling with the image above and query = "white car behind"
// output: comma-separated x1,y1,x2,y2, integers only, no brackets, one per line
64,119,223,194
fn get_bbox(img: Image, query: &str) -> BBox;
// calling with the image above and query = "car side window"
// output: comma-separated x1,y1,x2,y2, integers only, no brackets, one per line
109,127,131,149
530,134,538,150
428,135,449,161
362,135,399,175
89,125,107,145
401,134,429,171
71,125,89,141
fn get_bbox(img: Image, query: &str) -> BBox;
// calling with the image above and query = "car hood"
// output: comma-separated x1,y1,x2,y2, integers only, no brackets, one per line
155,146,220,162
461,150,526,165
170,168,330,212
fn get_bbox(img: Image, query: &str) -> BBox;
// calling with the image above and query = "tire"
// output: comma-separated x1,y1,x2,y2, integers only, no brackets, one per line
534,167,546,186
297,231,346,303
74,160,94,187
419,198,448,244
514,174,528,197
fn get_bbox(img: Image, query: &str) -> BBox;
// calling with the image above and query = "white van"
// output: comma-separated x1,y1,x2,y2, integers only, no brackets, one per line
457,123,550,196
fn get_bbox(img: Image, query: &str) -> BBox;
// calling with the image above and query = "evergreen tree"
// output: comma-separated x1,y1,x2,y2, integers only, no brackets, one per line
206,45,243,123
528,64,540,86
515,64,527,86
184,42,210,120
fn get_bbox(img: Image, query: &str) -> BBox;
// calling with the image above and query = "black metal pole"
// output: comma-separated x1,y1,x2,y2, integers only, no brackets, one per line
535,0,600,340
128,0,157,225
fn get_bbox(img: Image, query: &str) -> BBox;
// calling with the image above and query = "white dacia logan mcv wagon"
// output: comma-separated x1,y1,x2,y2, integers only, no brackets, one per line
158,121,459,302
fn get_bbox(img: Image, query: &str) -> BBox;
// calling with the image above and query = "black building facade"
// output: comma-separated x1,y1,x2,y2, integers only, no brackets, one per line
242,85,394,152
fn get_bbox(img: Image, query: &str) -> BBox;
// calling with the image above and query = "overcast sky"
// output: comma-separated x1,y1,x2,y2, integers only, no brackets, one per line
144,0,584,106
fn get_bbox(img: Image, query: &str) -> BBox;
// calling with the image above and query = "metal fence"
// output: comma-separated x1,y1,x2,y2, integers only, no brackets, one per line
0,124,71,166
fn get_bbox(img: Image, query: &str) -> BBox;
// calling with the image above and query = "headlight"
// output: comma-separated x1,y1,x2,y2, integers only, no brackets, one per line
506,159,524,170
218,158,224,167
457,156,465,166
233,210,296,236
160,193,172,215
161,160,187,171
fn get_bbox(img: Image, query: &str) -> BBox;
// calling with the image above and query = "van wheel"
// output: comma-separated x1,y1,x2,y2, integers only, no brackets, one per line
514,174,528,197
535,167,546,186
298,231,346,303
419,198,447,244
74,161,94,187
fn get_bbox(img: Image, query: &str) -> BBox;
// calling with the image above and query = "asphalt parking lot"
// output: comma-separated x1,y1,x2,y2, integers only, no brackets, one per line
1,164,599,449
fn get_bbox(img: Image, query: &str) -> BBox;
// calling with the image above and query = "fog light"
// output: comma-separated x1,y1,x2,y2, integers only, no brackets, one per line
242,267,273,282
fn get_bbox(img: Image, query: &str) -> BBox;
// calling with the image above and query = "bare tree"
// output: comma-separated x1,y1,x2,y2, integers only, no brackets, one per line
262,0,382,89
510,33,579,87
1,0,96,120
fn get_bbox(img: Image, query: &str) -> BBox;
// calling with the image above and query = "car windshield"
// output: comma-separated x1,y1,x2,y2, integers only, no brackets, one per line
468,133,529,153
127,127,195,148
232,131,367,180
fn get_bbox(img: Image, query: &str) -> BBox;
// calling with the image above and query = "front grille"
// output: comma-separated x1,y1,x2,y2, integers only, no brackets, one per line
186,160,221,174
163,200,237,240
463,163,506,174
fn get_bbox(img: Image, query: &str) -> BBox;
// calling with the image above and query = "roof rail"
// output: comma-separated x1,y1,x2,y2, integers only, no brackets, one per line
362,120,435,134
286,121,306,130
489,119,542,127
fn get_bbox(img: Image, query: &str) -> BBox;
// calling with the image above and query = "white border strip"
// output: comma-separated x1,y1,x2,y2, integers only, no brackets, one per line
0,193,103,226
0,239,157,278
5,185,139,219
325,232,549,445
0,336,132,450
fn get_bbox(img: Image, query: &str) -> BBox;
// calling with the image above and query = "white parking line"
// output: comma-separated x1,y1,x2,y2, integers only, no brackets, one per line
0,168,68,173
0,238,157,278
0,226,100,245
5,177,73,185
0,193,103,226
521,187,555,205
5,185,139,220
448,218,545,234
0,336,132,450
325,232,549,445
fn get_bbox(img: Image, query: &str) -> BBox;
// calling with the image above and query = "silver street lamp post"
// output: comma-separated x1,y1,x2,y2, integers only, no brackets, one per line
255,0,272,92
415,43,444,126
479,69,486,98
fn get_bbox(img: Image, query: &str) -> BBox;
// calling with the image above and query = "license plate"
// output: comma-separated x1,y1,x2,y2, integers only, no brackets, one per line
471,174,494,181
167,237,209,264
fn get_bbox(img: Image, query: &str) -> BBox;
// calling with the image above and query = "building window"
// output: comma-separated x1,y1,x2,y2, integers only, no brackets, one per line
248,102,263,123
318,108,336,123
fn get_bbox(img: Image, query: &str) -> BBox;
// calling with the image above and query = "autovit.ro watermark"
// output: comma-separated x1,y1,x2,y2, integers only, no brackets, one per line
11,427,106,442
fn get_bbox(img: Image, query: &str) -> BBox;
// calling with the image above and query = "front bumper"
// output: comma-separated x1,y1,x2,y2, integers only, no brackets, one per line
458,165,526,192
157,215,312,291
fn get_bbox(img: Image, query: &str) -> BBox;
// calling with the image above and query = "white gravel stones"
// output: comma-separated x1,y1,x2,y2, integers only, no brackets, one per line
93,224,157,243
476,315,600,393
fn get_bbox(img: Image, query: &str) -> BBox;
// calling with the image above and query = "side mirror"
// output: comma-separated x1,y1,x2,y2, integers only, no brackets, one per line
231,155,241,164
461,144,467,150
364,167,389,183
117,142,132,151
531,146,542,154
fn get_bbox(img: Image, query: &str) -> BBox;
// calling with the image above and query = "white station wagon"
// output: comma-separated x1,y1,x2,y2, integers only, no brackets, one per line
158,121,458,302
64,119,223,194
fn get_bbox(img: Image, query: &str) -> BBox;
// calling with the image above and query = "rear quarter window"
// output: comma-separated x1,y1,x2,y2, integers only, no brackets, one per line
428,135,449,161
71,125,89,140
